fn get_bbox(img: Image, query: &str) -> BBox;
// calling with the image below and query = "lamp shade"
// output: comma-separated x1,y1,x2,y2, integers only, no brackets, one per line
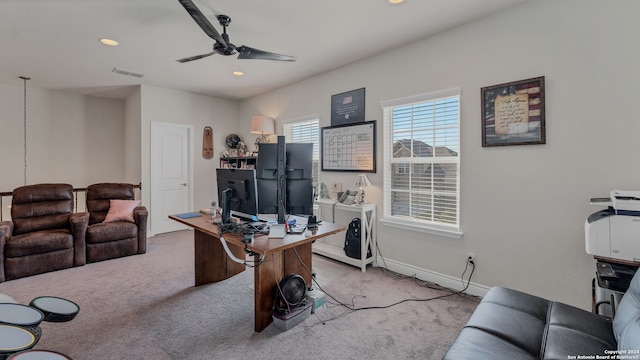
354,174,372,188
251,116,275,135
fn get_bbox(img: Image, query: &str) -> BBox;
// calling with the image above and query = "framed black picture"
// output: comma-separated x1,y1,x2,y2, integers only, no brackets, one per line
321,121,376,172
481,76,545,147
331,88,365,125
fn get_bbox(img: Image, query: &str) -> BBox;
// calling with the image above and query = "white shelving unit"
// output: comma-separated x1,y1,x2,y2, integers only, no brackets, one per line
312,199,376,272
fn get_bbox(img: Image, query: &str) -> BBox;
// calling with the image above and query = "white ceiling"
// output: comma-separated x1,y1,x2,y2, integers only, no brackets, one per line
0,0,530,100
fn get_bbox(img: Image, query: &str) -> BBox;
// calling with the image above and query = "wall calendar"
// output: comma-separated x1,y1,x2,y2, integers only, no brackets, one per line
321,121,376,172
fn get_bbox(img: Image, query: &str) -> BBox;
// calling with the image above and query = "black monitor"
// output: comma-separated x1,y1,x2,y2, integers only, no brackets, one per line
286,178,314,216
256,178,281,215
216,168,258,224
256,143,313,180
256,140,314,221
255,178,313,217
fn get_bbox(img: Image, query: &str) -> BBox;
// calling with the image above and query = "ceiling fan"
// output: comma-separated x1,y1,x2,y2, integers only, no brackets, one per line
177,0,297,63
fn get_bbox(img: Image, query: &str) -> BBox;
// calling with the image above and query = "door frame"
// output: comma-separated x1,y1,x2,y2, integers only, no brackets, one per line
150,122,194,235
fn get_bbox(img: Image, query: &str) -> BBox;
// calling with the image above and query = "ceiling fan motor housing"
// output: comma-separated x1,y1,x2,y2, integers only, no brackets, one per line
216,14,231,27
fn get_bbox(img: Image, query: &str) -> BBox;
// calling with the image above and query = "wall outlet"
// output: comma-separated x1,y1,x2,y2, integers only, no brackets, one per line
467,252,476,263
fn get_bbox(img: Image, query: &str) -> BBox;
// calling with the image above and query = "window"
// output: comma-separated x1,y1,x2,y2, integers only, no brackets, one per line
283,116,320,187
381,88,461,237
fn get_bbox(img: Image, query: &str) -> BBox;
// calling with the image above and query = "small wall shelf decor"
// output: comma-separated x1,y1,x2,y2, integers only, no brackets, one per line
481,76,545,147
219,156,256,169
225,134,241,149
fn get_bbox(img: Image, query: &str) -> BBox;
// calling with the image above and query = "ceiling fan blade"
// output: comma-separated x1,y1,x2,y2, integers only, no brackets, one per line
178,0,227,48
237,46,297,62
176,52,215,63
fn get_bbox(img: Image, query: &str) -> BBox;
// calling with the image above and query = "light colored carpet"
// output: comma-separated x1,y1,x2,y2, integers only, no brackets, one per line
0,230,478,360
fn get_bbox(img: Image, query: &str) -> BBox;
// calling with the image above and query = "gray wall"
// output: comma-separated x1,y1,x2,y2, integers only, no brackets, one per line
238,0,640,309
0,84,240,230
0,84,126,190
138,85,239,219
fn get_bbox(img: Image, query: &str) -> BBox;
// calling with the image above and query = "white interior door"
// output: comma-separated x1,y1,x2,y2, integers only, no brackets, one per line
151,122,193,234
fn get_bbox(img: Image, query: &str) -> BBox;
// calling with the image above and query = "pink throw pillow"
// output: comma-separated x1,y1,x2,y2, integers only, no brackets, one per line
103,199,140,223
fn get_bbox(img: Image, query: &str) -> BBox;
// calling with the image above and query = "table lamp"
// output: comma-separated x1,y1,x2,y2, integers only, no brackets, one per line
354,173,373,204
250,115,275,151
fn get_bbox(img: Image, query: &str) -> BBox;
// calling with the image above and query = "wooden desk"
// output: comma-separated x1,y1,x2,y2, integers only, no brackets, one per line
169,214,346,332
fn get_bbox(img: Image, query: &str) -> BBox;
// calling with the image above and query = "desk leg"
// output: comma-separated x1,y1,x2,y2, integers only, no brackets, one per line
254,252,282,332
194,230,245,286
284,242,313,285
253,243,313,332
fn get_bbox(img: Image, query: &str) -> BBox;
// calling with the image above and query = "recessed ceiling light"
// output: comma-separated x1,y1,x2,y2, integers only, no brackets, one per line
232,71,244,76
389,0,404,4
99,38,118,46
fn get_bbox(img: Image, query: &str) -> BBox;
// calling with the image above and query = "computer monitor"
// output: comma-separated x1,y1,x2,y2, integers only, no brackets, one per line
256,178,281,215
216,168,258,224
284,143,313,216
256,143,313,180
256,140,314,221
256,179,313,217
286,178,314,216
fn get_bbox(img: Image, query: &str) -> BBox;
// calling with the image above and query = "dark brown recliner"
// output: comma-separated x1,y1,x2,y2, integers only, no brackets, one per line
85,183,147,263
0,183,88,283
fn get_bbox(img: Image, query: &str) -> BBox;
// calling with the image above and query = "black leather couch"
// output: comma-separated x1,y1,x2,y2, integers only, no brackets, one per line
444,269,640,359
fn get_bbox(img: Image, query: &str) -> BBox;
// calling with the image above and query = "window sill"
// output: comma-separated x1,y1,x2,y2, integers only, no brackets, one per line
379,218,463,239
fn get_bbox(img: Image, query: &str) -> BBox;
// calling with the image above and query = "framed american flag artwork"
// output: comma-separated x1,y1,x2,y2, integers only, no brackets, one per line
331,88,365,126
481,76,545,147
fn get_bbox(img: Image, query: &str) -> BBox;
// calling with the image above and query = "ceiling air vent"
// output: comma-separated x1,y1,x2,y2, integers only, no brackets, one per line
112,67,144,78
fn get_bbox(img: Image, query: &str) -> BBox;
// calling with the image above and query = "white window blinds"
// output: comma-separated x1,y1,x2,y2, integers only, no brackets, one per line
283,117,320,186
381,88,461,232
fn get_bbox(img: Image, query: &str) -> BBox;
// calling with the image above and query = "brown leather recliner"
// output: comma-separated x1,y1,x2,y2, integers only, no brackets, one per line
85,183,147,263
0,183,89,283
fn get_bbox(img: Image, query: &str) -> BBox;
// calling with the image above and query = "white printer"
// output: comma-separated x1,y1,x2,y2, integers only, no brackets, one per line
585,190,640,263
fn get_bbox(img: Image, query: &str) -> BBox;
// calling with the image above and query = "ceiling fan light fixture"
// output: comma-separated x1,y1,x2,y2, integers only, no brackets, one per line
99,38,119,46
232,71,244,76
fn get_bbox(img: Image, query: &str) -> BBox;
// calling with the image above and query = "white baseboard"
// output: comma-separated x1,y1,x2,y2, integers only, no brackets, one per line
374,257,490,298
